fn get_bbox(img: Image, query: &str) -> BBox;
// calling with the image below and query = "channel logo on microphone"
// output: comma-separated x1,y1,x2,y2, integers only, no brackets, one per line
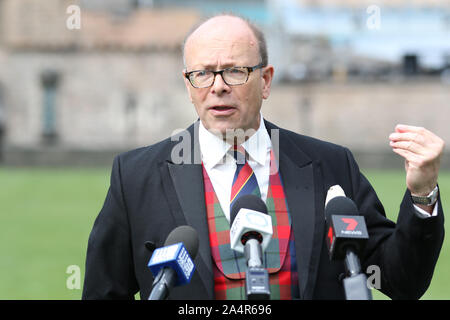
326,215,369,260
150,244,179,264
148,242,195,285
335,216,366,236
341,218,358,231
177,246,195,280
339,217,363,236
230,208,273,254
328,215,368,241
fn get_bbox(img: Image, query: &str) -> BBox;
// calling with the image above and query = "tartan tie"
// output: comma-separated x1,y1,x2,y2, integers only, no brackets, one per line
229,145,261,212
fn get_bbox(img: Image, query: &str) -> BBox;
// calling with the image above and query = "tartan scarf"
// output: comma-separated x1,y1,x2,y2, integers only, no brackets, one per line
202,150,299,300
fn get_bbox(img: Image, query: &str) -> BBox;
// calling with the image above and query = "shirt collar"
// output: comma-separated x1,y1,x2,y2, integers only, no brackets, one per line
199,113,271,170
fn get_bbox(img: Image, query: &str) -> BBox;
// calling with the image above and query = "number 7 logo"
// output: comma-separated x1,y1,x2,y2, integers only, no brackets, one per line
341,218,358,231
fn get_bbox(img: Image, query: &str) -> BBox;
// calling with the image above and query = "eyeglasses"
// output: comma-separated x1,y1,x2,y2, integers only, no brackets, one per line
184,63,265,88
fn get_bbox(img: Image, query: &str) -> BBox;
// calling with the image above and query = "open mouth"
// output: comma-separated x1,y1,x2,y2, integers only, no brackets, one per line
211,106,235,111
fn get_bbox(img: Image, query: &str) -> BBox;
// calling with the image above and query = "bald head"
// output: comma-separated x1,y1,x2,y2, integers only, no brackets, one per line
181,14,274,136
183,14,268,68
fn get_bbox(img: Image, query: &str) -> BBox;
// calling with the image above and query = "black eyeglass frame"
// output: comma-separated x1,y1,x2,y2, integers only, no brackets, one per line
184,62,266,88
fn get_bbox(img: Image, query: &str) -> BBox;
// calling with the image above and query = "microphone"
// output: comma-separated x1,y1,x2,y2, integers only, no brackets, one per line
230,195,273,255
325,195,369,261
147,225,199,300
230,195,272,300
325,186,372,300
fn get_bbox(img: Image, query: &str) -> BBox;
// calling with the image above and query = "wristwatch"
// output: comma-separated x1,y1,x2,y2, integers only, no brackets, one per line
411,186,439,206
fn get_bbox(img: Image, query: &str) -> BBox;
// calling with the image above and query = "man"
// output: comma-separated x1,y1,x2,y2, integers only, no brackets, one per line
82,14,445,300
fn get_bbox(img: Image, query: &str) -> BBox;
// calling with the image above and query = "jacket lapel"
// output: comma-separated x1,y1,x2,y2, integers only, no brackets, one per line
158,121,214,299
266,120,324,300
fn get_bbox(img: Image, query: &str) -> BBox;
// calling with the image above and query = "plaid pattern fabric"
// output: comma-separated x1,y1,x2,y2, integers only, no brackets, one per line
203,150,299,300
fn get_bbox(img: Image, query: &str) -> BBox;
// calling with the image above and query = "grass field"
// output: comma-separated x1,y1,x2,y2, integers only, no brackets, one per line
0,166,448,300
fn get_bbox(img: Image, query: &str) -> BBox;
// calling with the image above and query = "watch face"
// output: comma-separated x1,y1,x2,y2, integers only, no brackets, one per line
412,196,429,205
412,187,438,206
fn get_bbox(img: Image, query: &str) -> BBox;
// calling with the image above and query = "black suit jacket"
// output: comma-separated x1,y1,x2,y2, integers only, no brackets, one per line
82,120,444,300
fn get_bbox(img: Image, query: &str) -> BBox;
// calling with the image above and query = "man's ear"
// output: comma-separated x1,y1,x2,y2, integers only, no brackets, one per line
261,65,274,100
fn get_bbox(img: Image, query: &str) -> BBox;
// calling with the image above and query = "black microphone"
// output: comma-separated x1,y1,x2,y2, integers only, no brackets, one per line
230,195,272,300
147,225,199,300
325,195,372,300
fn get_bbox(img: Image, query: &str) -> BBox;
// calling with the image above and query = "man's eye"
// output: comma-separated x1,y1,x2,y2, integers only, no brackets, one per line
195,71,210,77
228,68,245,75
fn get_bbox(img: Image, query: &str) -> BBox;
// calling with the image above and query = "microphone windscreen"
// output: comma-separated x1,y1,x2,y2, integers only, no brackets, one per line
164,225,199,259
325,196,359,221
230,194,268,226
325,185,346,208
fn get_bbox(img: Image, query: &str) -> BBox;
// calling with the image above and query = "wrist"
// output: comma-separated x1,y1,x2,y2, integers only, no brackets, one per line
414,203,435,215
410,185,439,206
410,184,437,197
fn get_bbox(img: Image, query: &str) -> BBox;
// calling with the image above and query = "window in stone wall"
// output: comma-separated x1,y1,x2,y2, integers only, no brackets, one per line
40,70,60,145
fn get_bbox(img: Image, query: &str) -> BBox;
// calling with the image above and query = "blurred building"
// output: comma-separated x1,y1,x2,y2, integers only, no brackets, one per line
0,0,201,165
0,0,449,168
274,0,450,82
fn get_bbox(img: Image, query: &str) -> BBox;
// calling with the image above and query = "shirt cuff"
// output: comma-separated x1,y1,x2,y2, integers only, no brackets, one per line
413,202,439,218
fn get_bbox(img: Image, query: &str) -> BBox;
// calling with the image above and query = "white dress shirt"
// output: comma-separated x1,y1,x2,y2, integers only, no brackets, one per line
199,113,272,221
413,197,439,218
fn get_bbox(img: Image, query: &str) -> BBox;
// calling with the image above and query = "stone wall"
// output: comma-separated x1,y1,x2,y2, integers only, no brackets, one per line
2,70,449,168
1,51,198,150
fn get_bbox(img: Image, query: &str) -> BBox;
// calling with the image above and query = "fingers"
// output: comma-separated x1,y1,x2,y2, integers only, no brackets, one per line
390,131,421,143
390,125,444,154
389,129,423,154
389,132,425,154
390,125,427,145
391,147,423,165
390,124,444,196
389,124,445,168
394,124,425,133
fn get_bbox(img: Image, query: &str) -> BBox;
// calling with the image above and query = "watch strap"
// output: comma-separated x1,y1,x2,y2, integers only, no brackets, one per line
411,186,439,206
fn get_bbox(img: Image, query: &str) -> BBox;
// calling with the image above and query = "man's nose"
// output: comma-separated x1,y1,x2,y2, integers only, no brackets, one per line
210,73,231,95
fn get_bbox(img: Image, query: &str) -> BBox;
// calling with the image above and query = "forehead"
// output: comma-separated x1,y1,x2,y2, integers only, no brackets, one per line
184,16,259,68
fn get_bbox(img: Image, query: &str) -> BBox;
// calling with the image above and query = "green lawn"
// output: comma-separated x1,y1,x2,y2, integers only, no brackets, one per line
0,167,448,299
0,167,110,299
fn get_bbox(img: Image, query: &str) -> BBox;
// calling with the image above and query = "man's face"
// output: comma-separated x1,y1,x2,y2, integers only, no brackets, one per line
183,16,274,137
